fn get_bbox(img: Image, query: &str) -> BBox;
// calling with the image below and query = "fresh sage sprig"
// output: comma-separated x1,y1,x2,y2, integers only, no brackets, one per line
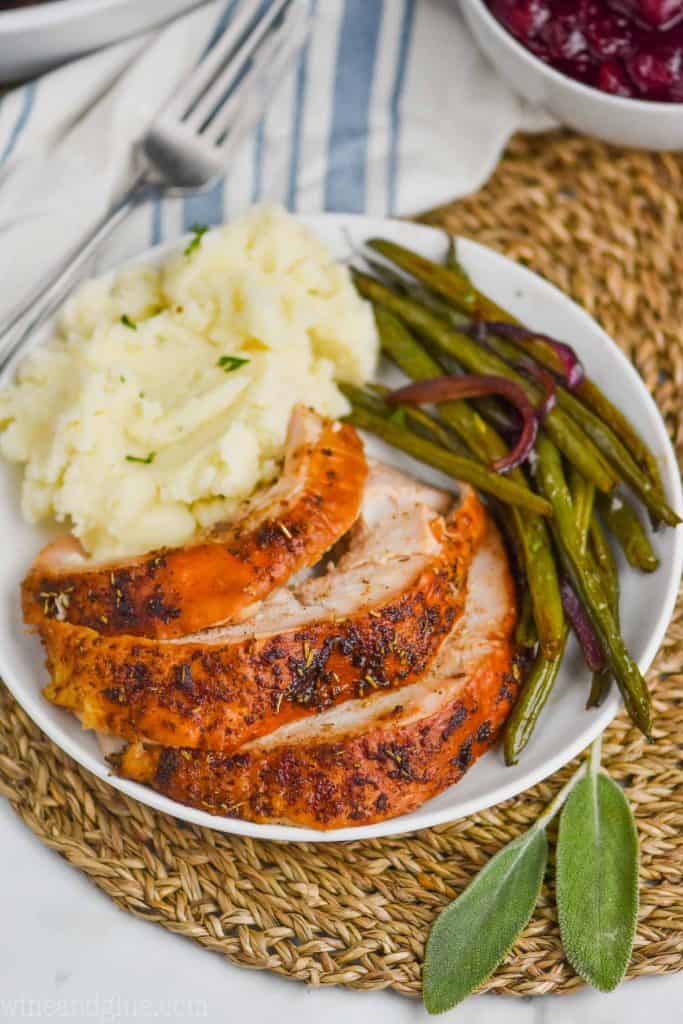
557,736,639,991
423,737,639,1013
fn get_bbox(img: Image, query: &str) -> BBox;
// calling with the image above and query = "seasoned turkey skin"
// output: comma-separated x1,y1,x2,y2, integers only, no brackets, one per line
114,517,518,829
42,471,486,753
23,407,367,639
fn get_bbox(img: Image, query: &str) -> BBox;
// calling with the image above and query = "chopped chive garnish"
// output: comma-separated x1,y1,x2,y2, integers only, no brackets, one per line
217,355,250,373
120,314,137,330
125,452,156,465
184,224,208,256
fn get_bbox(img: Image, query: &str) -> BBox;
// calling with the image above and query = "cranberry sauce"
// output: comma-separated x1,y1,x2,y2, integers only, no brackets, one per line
486,0,683,100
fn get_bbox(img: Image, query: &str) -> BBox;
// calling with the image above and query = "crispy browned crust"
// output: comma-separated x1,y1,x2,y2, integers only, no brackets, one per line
115,638,518,830
113,520,518,830
23,413,367,639
42,489,487,754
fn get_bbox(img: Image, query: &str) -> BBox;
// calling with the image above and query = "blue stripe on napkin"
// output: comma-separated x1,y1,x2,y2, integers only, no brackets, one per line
324,0,382,213
1,83,36,165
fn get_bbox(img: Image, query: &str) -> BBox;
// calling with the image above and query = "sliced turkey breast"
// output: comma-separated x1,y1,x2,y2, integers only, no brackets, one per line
23,406,367,639
42,464,486,754
114,516,518,829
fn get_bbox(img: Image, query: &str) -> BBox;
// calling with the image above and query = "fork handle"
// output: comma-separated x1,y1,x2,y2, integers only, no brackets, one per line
0,176,158,373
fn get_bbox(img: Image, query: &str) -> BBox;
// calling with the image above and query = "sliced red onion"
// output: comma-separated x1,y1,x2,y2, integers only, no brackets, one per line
560,578,605,672
471,321,585,391
388,374,538,474
522,363,557,421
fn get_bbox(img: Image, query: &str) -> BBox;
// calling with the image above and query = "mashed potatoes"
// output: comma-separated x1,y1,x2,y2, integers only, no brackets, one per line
0,206,378,560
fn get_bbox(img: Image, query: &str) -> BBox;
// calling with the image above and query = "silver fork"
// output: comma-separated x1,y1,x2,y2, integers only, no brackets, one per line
0,0,310,371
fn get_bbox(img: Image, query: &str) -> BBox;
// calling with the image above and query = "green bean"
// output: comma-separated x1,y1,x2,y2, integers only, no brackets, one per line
586,513,619,708
587,516,618,707
344,382,399,421
567,470,608,710
369,236,668,499
504,653,563,764
373,307,565,657
402,408,470,456
596,490,660,572
575,378,666,498
445,234,470,280
590,512,619,613
383,306,521,439
535,434,652,737
558,388,679,527
368,237,511,322
363,256,408,290
587,667,611,709
569,471,615,708
568,467,595,555
341,392,552,515
354,273,617,492
370,383,470,457
514,516,566,658
374,305,442,380
451,314,678,526
514,591,537,649
476,323,669,512
504,470,593,764
375,307,504,466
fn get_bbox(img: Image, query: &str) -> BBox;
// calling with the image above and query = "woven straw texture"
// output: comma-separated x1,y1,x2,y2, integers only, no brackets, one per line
1,131,682,998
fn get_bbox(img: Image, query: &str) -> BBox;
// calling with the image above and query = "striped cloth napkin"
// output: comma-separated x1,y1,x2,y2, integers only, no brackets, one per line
0,0,551,311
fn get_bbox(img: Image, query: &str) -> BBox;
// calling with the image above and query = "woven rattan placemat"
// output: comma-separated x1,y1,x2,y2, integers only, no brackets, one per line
1,131,682,998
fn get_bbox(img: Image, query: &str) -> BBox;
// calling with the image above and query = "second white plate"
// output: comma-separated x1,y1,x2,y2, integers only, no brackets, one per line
0,0,204,81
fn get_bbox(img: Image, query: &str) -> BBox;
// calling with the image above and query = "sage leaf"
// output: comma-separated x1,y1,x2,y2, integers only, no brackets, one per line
557,772,639,992
423,827,547,1014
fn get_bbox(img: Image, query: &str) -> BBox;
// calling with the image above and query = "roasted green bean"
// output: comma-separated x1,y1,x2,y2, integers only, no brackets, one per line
449,312,678,526
504,653,563,765
568,467,595,555
445,234,467,278
368,237,511,322
370,382,470,457
590,512,620,614
514,591,537,650
341,392,553,515
354,272,617,492
587,512,619,708
504,469,593,763
596,490,660,572
559,388,678,527
535,434,652,737
368,236,668,499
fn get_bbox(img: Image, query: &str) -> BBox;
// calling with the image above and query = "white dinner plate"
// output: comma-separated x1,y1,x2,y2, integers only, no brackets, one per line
1,214,681,843
0,0,204,82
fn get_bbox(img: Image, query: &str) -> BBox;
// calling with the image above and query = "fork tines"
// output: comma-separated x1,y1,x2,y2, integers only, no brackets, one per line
210,3,312,148
165,0,301,136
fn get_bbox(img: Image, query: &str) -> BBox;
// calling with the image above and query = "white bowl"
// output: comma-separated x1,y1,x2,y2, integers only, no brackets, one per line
462,0,683,151
1,213,681,843
0,0,205,82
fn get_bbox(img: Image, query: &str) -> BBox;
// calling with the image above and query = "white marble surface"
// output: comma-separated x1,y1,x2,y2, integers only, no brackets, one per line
1,799,681,1023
